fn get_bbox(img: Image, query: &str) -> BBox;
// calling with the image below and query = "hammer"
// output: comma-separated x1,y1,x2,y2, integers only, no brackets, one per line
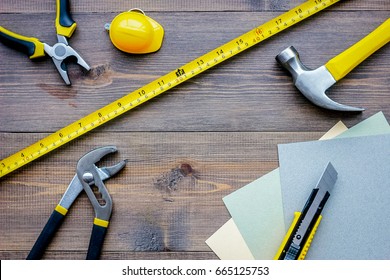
276,18,390,111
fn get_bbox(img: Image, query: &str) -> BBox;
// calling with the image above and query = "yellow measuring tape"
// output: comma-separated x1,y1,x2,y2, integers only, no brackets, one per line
0,0,340,179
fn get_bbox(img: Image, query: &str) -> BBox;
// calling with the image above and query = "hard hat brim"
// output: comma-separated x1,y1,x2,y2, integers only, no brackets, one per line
142,15,164,53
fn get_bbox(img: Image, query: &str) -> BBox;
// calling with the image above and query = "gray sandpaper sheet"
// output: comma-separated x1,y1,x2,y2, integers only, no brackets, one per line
278,133,390,259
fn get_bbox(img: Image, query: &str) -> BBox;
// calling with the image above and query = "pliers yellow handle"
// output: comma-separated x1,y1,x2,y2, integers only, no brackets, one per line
0,0,89,85
0,0,75,58
0,27,45,59
0,0,76,59
55,0,77,38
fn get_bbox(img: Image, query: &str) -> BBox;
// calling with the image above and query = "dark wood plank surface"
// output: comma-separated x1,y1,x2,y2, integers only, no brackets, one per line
0,0,389,259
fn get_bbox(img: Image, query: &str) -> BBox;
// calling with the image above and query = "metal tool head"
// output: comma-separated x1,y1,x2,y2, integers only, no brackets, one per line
43,35,90,85
76,146,125,221
276,46,364,112
59,160,127,211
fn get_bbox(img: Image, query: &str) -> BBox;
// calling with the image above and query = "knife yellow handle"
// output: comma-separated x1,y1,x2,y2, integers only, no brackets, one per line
274,212,301,260
298,214,322,260
325,18,390,81
274,212,322,260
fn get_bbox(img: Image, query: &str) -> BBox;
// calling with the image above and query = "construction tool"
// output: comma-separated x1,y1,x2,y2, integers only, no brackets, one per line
274,162,338,260
276,18,390,111
0,0,90,85
0,0,340,179
105,8,164,54
26,146,126,260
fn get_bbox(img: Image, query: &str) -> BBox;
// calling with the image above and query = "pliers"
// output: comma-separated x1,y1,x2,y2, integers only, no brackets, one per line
0,0,90,85
27,146,126,260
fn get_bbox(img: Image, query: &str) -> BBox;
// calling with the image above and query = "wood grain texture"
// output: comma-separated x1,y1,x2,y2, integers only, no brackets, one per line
0,11,388,132
0,131,321,259
1,0,389,13
0,0,389,259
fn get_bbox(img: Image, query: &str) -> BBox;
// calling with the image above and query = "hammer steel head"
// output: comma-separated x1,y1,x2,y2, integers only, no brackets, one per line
276,46,364,112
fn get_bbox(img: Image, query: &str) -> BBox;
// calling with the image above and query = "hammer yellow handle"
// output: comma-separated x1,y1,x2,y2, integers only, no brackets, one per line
274,212,301,260
325,18,390,81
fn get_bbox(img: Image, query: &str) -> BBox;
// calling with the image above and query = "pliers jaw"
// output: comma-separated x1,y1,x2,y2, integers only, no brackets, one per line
43,35,90,85
0,0,90,85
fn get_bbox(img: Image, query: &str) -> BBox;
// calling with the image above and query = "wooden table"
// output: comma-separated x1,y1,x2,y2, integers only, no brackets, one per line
0,0,389,259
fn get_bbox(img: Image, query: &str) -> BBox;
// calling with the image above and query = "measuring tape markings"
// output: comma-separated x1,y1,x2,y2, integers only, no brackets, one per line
0,0,340,178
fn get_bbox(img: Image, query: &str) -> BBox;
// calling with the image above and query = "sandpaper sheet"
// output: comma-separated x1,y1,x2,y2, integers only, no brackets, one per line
278,116,390,259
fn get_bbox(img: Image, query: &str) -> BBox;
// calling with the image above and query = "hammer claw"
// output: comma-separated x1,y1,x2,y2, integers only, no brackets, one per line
310,91,365,112
277,19,389,112
277,46,365,112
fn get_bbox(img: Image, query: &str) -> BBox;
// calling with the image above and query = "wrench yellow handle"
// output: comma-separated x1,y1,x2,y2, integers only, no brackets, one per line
325,18,390,81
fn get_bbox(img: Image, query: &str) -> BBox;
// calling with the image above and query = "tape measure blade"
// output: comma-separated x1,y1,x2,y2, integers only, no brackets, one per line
0,0,340,179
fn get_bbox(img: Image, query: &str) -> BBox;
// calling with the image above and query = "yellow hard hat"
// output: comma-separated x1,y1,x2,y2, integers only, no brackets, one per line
105,9,164,54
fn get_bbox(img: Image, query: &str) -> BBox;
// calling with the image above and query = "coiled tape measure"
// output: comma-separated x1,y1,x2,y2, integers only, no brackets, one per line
0,0,340,179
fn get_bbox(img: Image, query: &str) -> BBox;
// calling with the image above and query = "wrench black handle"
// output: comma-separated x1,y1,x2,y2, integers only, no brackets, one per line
26,206,67,260
86,220,109,260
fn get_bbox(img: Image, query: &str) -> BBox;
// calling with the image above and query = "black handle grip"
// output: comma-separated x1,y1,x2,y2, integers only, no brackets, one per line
57,0,75,28
56,0,77,37
0,31,34,57
26,209,66,260
86,223,108,260
0,26,45,59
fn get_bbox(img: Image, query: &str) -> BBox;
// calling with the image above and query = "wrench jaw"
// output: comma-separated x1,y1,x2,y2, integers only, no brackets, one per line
78,146,118,168
79,167,113,222
58,159,126,212
76,146,121,221
99,160,128,179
